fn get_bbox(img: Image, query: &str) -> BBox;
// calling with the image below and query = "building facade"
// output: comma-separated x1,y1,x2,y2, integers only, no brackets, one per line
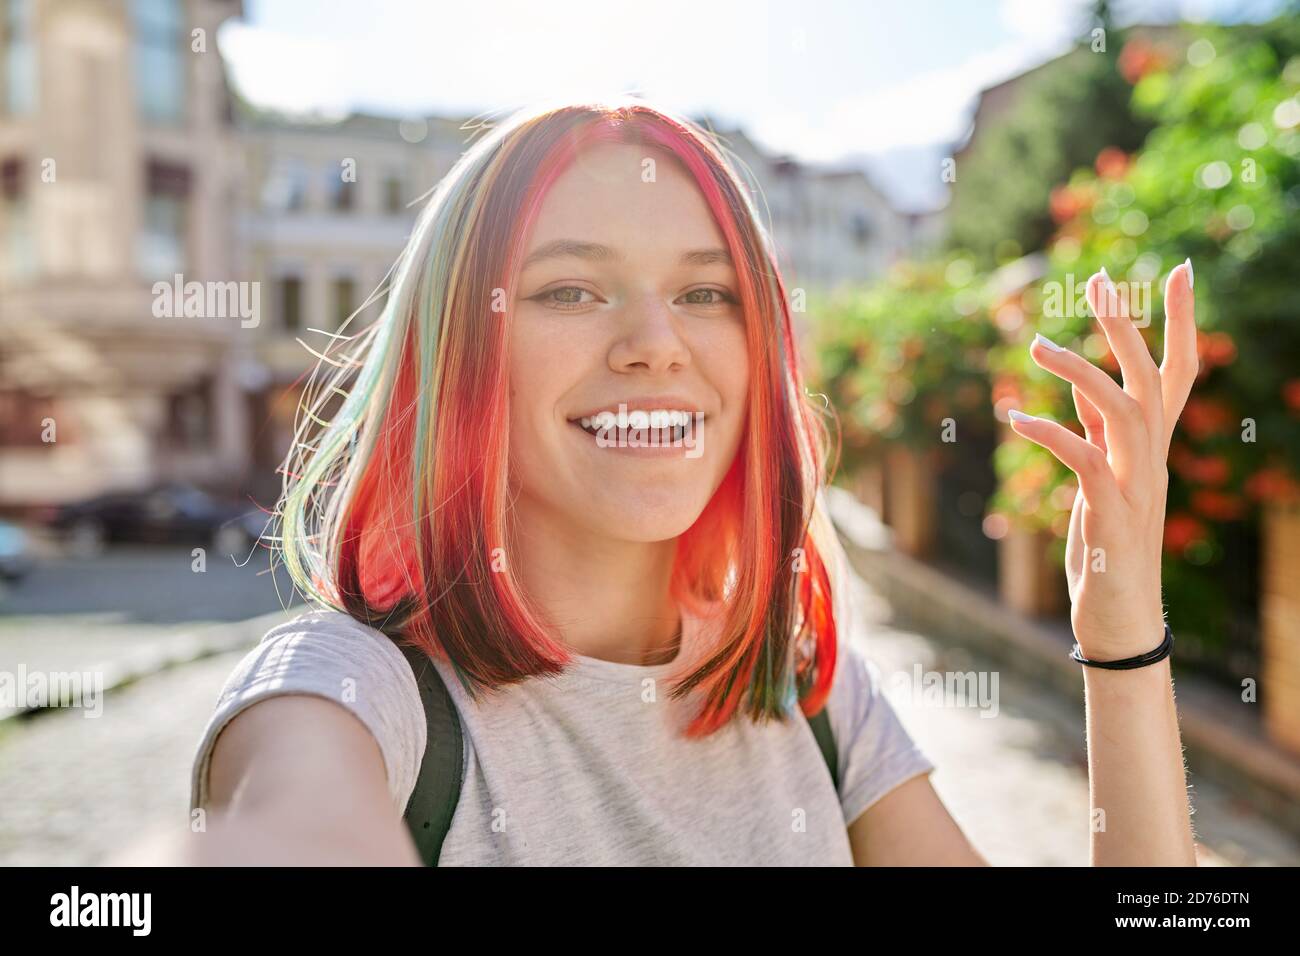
0,0,248,508
0,0,911,510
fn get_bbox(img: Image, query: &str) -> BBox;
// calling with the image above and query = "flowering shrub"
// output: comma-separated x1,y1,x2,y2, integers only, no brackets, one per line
989,18,1300,656
807,258,998,481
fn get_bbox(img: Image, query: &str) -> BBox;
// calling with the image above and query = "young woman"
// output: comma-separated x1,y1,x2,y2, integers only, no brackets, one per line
188,97,1198,866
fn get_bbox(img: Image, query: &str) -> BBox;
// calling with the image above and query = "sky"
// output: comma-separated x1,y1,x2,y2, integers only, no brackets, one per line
219,0,1285,211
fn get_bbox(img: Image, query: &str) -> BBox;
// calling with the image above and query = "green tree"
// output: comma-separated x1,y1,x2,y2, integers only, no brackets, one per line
948,3,1154,267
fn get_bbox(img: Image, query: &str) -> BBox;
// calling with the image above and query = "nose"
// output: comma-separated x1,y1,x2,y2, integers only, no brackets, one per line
607,293,691,375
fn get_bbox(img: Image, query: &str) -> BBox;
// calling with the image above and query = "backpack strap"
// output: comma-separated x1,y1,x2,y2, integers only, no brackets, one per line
395,641,464,867
808,706,839,791
396,636,838,863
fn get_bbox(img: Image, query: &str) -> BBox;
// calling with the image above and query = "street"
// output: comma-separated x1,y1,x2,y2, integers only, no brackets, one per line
1,545,1298,865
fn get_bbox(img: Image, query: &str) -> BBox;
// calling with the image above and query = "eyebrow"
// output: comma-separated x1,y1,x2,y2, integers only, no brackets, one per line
520,239,732,269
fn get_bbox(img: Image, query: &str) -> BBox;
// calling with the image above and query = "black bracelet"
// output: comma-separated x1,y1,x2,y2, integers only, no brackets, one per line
1069,623,1174,669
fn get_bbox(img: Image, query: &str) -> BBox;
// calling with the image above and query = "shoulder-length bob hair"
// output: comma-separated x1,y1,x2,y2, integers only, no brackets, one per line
277,95,844,737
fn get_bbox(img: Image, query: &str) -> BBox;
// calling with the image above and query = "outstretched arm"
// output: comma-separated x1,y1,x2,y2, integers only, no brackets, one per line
1013,260,1198,866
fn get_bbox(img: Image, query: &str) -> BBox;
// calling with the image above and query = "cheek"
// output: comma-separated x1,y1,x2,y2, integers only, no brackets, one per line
709,321,751,418
506,316,586,457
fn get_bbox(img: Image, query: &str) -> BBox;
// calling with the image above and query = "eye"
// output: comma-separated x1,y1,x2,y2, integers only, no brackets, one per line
530,285,600,311
677,287,737,308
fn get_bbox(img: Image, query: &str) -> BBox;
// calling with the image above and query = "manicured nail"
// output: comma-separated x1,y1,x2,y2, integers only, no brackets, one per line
1033,332,1066,353
1099,266,1117,292
1184,257,1194,290
1007,409,1039,424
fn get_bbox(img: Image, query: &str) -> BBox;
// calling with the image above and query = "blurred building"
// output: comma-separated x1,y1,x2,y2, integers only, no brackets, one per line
707,122,912,289
233,110,468,485
0,1,913,511
0,0,247,509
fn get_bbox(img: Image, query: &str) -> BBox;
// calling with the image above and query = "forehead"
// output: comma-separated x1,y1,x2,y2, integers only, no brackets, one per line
523,141,727,255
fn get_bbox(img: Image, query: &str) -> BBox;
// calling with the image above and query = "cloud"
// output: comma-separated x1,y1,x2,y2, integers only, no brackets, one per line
218,23,352,115
754,1,1082,159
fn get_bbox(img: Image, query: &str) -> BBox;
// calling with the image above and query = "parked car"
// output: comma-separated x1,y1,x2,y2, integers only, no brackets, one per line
46,483,268,558
0,520,35,582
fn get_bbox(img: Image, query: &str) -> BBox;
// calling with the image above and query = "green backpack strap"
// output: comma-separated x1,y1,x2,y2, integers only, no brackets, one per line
808,706,839,791
395,641,464,867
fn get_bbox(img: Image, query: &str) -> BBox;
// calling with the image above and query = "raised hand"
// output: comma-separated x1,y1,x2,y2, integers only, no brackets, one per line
1009,260,1197,661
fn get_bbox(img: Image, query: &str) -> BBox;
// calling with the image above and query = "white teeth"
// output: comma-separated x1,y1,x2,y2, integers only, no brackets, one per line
576,408,699,432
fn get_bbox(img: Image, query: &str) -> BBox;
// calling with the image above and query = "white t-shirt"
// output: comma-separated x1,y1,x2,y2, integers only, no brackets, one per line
190,599,934,866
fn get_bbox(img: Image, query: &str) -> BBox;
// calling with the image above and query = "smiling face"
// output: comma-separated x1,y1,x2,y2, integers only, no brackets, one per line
507,141,750,544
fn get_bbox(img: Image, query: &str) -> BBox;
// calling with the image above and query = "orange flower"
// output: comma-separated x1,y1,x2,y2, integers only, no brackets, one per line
1197,331,1237,368
1180,397,1236,440
1283,379,1300,413
1164,513,1208,553
1245,468,1300,502
1171,446,1231,486
1049,185,1085,224
1194,455,1231,486
1049,182,1099,224
1094,147,1130,180
992,375,1022,405
1118,39,1168,84
1191,490,1245,521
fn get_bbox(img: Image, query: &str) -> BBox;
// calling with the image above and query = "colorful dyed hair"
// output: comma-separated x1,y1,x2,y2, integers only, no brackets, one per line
276,95,845,737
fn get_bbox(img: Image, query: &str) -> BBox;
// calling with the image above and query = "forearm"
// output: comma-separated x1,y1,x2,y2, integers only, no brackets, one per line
189,803,422,865
1083,650,1196,866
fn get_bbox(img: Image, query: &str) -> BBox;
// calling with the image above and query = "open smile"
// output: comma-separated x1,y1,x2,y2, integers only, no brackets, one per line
565,406,706,458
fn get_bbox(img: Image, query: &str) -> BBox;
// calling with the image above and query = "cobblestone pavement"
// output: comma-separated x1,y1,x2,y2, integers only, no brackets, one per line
2,561,1299,865
0,650,247,866
0,545,301,718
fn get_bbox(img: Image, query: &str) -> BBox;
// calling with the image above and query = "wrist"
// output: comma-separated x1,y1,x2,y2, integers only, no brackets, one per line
1073,614,1167,662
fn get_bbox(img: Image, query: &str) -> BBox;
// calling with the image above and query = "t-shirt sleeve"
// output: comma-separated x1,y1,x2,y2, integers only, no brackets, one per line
826,642,935,826
819,508,935,826
189,608,426,815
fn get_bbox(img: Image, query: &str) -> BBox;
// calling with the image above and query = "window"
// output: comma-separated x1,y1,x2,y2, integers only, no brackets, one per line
850,211,872,247
327,169,356,212
279,275,303,332
0,390,59,447
332,276,356,330
262,158,308,212
138,158,188,277
383,175,404,214
164,379,213,449
2,0,35,115
1,156,34,280
132,0,185,123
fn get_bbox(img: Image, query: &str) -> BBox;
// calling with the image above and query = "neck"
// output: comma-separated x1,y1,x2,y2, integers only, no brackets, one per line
510,501,682,667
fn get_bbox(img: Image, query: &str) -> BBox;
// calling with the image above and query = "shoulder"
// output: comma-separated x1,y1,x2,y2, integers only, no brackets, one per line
190,606,426,814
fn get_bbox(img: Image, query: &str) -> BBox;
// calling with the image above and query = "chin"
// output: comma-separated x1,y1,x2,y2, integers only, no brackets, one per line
579,483,712,542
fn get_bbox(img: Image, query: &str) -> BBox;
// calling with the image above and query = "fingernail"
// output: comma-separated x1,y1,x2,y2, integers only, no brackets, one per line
1007,409,1039,424
1099,266,1117,293
1033,332,1066,353
1184,257,1194,290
